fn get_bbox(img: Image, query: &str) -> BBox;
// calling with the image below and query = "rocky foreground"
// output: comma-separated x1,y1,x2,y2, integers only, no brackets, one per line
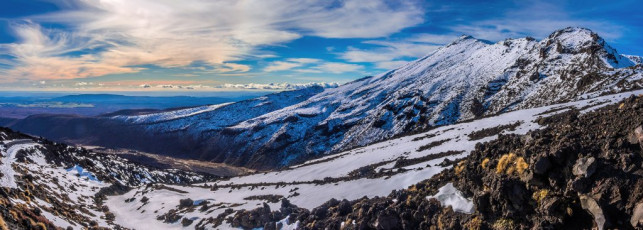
230,94,643,230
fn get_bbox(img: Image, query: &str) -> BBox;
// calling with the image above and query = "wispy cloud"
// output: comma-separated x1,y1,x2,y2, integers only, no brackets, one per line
0,0,424,82
266,58,362,74
264,58,322,72
340,38,445,69
311,62,363,74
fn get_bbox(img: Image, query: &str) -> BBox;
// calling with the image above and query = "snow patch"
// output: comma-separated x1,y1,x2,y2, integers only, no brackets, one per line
427,183,474,214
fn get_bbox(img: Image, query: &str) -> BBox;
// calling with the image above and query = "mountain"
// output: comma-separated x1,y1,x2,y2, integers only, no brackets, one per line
8,27,643,169
0,93,265,119
2,88,641,229
7,86,326,158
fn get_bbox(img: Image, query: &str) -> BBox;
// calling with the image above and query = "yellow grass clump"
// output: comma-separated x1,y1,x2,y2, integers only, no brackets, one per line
467,216,483,230
34,221,47,230
496,153,528,175
0,215,8,230
492,218,515,230
532,189,549,203
481,158,490,169
455,161,467,175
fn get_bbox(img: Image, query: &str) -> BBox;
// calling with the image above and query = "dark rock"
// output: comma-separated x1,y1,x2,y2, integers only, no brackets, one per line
337,199,352,216
264,221,276,230
181,217,194,226
179,198,194,208
533,157,551,174
375,210,400,230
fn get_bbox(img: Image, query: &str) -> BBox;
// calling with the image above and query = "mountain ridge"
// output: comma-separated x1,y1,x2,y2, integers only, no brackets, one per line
8,27,643,169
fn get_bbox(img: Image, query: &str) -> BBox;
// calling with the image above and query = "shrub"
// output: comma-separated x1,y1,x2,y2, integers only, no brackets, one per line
0,215,8,230
455,160,467,175
492,218,515,230
34,222,47,230
495,153,528,175
481,158,490,169
532,189,549,203
467,216,483,230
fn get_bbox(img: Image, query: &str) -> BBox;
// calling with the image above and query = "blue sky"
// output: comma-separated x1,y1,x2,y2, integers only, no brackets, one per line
0,0,641,91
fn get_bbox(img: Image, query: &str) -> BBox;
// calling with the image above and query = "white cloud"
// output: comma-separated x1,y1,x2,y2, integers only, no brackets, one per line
264,58,322,72
312,62,363,74
1,0,425,81
265,61,304,72
286,58,321,64
340,38,443,69
218,63,251,73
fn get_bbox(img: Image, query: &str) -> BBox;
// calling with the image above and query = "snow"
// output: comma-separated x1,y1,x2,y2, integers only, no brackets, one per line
276,216,299,230
66,165,101,182
0,140,37,189
427,183,474,214
113,103,232,124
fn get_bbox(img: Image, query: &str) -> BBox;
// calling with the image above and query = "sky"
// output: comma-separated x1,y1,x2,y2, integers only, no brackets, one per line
0,0,641,92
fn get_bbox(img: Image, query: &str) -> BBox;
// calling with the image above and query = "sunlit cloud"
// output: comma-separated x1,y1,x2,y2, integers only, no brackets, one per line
0,0,424,82
264,58,322,72
340,38,444,69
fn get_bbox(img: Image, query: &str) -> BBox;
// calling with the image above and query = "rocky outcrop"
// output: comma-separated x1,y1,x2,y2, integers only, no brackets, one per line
454,94,643,229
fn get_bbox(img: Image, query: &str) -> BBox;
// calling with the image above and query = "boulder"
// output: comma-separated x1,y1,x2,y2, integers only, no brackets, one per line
579,195,606,230
572,157,596,178
181,217,193,226
632,202,643,228
179,198,194,208
533,157,551,174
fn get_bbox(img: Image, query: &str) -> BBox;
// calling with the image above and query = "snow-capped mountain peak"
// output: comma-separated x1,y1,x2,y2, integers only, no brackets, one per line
9,28,642,170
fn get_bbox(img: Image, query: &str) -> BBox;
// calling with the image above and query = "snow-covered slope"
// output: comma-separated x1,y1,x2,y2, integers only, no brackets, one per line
625,54,643,65
111,86,326,131
95,89,643,229
118,27,640,168
2,89,642,229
